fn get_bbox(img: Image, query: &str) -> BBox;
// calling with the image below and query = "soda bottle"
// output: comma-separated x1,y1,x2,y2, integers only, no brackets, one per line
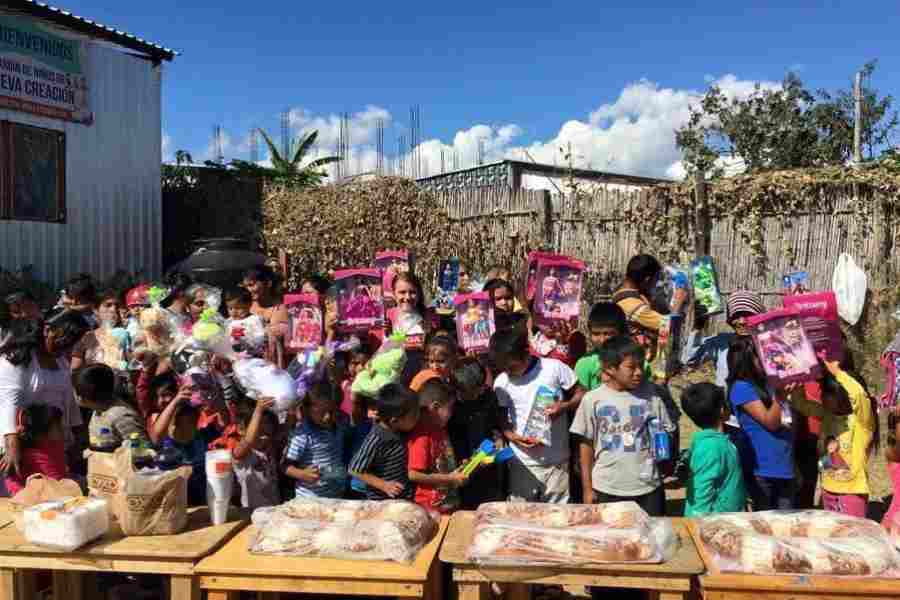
128,433,155,470
155,439,184,471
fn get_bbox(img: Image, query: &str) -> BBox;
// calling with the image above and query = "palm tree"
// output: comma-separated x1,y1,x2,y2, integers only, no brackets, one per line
231,129,339,187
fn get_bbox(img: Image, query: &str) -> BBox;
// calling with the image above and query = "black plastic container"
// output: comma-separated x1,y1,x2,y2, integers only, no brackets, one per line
171,237,266,290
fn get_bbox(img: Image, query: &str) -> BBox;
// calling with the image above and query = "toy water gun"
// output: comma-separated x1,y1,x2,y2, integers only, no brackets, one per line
461,440,514,477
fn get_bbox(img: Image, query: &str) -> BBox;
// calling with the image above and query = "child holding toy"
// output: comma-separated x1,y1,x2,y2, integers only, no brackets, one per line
490,327,583,504
210,396,280,509
789,354,877,517
283,381,351,499
407,378,467,513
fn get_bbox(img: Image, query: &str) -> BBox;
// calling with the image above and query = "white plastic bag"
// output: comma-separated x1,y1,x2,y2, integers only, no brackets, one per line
233,358,298,413
832,253,867,325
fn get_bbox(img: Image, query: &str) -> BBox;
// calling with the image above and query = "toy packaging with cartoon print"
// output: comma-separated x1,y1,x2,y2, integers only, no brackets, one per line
374,250,411,306
454,292,496,353
525,251,568,301
747,308,822,387
533,257,585,325
782,291,844,364
334,269,385,334
690,255,724,316
284,293,324,352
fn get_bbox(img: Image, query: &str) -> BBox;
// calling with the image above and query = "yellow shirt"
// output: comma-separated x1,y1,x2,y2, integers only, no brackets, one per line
614,291,664,333
792,370,874,495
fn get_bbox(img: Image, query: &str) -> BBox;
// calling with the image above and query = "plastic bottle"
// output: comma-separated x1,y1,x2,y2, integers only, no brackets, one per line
128,433,155,470
155,439,183,471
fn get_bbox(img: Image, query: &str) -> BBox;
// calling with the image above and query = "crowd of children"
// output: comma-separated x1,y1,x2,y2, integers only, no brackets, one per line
0,252,897,546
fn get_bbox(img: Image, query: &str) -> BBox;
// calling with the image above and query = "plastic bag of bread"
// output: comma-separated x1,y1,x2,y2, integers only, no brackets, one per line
467,502,677,566
248,498,438,562
10,474,83,532
697,511,900,576
23,497,109,551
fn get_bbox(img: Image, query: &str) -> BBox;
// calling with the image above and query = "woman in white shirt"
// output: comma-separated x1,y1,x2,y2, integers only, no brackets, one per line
0,310,91,479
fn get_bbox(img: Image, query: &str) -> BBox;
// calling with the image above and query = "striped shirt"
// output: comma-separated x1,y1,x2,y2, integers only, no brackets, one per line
284,417,350,498
348,423,414,501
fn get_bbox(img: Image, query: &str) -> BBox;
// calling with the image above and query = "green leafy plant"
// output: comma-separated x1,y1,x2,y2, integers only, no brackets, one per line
231,129,339,188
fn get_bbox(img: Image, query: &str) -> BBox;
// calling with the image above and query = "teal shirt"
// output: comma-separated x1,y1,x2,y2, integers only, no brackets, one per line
684,429,746,517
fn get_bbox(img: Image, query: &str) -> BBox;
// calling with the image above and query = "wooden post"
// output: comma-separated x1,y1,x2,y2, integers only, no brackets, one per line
539,189,553,250
693,171,709,255
853,70,863,164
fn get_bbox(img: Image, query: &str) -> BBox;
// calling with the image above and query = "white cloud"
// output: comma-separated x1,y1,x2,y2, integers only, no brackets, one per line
174,73,782,180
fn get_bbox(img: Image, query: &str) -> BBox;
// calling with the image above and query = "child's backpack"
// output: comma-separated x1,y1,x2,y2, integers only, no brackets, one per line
879,330,900,412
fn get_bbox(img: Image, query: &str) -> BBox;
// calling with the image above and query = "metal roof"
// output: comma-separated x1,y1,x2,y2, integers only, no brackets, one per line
4,0,178,62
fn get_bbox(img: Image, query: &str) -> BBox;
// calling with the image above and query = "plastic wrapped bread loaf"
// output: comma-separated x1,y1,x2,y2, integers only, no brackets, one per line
474,501,650,529
698,511,900,576
23,497,109,551
467,502,677,566
249,498,438,562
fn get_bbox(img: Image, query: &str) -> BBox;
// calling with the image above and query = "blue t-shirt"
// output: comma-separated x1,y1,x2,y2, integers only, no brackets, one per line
729,380,794,479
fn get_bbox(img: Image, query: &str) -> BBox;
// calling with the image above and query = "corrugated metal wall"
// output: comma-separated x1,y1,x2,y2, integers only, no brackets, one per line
0,19,162,286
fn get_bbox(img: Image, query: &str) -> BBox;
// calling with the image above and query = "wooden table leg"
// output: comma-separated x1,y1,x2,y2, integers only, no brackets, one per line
0,569,15,600
53,571,83,600
507,583,530,600
206,592,239,600
169,575,199,600
12,571,34,600
657,593,688,600
458,582,488,600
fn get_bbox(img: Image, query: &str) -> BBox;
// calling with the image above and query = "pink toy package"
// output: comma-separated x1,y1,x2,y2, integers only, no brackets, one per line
782,291,845,364
747,308,822,388
525,251,568,300
533,257,585,324
333,269,385,334
284,293,323,352
454,292,496,354
374,250,411,304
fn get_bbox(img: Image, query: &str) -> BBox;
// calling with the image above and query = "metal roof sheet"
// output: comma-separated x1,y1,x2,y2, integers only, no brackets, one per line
5,0,178,62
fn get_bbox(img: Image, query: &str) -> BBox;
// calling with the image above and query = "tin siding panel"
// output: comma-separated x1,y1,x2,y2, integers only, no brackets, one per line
0,31,162,286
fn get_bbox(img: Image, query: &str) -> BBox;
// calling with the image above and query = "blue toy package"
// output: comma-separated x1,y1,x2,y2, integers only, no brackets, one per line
782,271,809,295
657,265,691,315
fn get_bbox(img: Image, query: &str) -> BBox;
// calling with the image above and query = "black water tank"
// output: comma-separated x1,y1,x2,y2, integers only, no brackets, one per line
171,238,266,289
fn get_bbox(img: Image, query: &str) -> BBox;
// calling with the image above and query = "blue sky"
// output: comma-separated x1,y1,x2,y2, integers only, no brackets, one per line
60,0,900,179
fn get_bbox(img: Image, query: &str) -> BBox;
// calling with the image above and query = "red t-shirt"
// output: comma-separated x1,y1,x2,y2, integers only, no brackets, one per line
407,421,460,513
5,439,68,495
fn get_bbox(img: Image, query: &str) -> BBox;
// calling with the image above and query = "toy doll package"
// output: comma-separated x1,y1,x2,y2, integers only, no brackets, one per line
525,251,568,301
747,308,822,388
454,292,496,354
375,250,411,305
656,265,691,315
433,259,461,315
782,271,809,295
782,291,844,364
438,259,461,293
533,258,585,324
334,269,385,334
284,293,324,352
690,256,724,316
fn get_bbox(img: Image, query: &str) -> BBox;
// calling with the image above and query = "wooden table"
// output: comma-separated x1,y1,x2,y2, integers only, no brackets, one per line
440,512,704,600
0,502,247,600
685,520,900,600
195,516,449,600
